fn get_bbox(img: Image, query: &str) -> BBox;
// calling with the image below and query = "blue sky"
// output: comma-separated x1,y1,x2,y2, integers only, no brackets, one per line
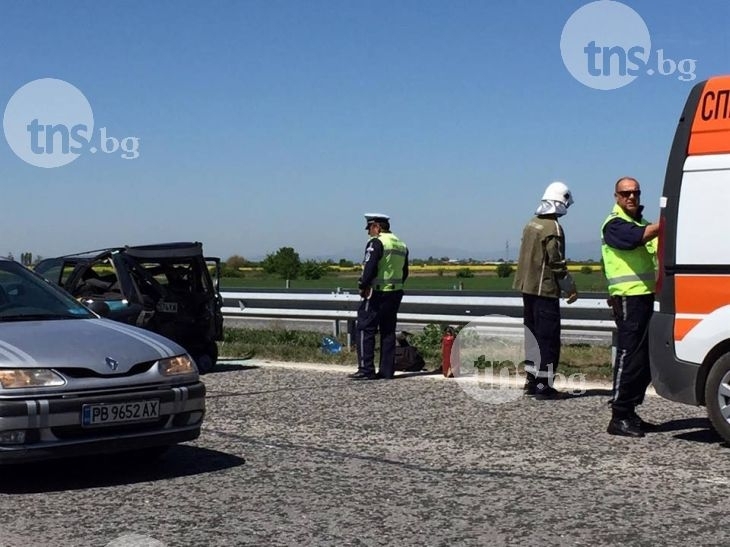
0,1,725,261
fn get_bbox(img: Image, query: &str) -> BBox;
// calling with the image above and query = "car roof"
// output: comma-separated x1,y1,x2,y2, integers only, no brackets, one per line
54,248,121,260
54,242,205,261
124,242,204,259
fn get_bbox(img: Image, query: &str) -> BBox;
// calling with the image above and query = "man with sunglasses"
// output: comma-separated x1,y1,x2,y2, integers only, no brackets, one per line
601,177,660,437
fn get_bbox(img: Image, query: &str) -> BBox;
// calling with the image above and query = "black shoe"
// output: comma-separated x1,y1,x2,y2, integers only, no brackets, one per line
534,387,571,400
629,413,660,432
523,381,537,396
607,418,645,438
349,371,378,380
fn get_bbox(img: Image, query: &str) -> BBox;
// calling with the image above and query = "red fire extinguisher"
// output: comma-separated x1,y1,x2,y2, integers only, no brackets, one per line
442,326,457,377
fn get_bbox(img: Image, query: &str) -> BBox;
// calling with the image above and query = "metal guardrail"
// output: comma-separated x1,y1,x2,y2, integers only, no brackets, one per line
220,290,615,334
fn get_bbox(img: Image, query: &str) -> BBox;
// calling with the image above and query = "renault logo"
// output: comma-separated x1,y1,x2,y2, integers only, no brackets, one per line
105,357,119,371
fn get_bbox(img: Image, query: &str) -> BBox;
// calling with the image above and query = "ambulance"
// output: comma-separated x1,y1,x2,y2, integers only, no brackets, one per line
650,75,730,442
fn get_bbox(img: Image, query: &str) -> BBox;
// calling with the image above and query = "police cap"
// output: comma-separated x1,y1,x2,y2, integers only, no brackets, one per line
364,213,390,229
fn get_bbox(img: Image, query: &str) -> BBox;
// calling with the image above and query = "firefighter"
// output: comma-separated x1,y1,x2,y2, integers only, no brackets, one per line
513,182,578,399
349,213,409,380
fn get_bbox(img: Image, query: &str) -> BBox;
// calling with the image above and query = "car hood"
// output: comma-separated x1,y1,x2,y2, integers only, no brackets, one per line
0,318,186,372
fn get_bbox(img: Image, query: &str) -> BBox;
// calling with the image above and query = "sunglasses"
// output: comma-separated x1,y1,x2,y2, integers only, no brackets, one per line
617,190,641,198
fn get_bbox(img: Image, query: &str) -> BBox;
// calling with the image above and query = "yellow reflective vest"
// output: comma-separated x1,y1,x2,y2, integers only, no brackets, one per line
601,204,657,296
375,232,408,291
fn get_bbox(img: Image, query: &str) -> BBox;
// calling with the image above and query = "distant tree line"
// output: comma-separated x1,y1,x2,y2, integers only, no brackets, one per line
220,247,602,280
223,248,334,280
221,247,521,280
12,246,596,282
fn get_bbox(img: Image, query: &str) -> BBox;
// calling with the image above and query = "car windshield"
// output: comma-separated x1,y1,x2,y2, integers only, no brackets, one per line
0,260,94,321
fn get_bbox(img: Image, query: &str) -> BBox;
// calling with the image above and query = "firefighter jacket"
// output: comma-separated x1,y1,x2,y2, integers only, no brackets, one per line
513,215,573,298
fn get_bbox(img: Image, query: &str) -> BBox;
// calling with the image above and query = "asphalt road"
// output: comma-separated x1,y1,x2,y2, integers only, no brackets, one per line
0,361,726,547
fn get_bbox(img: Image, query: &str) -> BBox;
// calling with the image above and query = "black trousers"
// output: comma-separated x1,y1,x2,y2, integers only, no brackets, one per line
522,294,561,388
356,290,404,378
610,294,654,418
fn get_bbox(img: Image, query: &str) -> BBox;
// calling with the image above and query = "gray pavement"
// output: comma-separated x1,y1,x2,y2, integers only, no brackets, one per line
0,361,725,547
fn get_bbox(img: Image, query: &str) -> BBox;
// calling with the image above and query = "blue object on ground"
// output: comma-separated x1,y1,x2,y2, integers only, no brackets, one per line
321,336,342,354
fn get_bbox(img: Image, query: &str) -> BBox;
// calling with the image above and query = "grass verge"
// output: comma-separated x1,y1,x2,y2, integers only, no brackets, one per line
218,326,613,380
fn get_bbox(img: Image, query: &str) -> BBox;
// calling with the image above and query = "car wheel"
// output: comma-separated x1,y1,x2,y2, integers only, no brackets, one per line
704,353,730,443
195,343,218,374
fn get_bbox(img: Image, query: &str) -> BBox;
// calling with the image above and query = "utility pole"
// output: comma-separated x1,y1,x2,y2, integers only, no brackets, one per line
505,240,509,262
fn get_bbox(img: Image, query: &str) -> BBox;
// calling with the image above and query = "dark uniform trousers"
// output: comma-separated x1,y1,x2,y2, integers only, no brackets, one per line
522,294,561,388
610,294,654,418
356,290,404,378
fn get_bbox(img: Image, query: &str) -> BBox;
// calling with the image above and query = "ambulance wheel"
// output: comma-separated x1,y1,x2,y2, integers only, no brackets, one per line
704,353,730,443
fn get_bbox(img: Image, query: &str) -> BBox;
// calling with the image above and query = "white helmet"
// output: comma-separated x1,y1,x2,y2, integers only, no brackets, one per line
542,181,574,208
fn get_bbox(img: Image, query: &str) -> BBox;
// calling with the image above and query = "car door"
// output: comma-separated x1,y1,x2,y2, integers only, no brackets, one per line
35,258,79,288
205,256,224,340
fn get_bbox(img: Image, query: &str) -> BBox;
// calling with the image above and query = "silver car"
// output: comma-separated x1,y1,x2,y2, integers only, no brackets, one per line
0,258,205,463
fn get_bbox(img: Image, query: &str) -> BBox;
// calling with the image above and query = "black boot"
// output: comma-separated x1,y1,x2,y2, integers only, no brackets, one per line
523,373,537,396
607,416,645,438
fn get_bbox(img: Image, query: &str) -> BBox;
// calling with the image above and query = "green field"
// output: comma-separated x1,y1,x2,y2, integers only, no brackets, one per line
221,272,609,293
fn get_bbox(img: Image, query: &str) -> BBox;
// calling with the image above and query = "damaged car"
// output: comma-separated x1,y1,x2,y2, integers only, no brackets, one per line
35,242,224,373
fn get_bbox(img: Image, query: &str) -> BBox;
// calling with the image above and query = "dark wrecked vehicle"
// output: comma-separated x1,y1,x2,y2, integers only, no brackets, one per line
35,242,223,373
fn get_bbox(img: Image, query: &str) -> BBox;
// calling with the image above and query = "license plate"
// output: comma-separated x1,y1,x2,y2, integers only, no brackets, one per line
156,301,178,313
82,400,160,427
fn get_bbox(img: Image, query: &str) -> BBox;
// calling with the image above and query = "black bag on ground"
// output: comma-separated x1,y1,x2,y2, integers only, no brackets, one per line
394,331,426,372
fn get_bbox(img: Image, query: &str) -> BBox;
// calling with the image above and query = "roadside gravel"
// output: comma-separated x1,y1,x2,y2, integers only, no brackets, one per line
0,361,721,547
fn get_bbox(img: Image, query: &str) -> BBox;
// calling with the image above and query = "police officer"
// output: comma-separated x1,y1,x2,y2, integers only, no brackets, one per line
513,182,578,400
349,213,409,380
602,177,660,437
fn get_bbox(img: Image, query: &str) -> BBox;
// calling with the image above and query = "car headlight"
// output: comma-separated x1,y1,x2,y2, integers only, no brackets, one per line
0,369,66,389
158,355,196,376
